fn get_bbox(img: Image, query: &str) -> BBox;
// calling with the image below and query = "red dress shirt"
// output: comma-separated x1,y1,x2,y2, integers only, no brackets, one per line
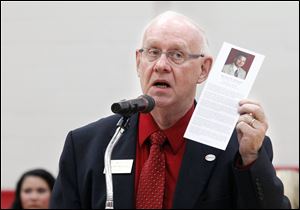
134,105,194,209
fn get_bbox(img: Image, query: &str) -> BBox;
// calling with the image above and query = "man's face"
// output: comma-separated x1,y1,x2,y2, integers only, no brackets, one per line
235,56,247,68
136,20,206,109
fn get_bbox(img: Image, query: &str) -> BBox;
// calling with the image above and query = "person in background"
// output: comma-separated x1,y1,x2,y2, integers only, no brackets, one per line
11,169,55,209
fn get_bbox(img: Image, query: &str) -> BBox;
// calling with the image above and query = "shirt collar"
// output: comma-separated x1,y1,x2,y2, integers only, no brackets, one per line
138,105,195,154
232,64,239,71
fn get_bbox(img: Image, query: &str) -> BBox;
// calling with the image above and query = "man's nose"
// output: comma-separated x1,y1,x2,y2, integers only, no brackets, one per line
153,53,172,73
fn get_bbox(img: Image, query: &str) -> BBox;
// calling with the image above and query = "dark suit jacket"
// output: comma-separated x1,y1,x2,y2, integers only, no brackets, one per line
50,114,290,209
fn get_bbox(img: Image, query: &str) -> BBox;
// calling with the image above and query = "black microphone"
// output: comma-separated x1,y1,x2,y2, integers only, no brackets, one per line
111,95,155,116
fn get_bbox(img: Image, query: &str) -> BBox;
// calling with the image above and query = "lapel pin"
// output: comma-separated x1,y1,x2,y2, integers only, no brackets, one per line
205,154,216,161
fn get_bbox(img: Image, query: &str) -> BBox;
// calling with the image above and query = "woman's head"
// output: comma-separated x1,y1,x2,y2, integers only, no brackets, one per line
11,169,55,209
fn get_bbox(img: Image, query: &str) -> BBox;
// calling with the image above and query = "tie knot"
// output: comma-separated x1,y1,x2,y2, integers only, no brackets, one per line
150,131,166,146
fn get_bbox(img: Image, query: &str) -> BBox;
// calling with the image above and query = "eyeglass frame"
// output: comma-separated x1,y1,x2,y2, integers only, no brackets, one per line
138,48,205,65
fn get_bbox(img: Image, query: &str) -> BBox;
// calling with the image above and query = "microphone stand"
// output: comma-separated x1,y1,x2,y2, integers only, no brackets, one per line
104,116,130,209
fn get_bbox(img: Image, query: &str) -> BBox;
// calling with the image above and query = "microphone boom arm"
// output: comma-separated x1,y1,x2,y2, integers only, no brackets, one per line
105,94,155,209
104,116,130,209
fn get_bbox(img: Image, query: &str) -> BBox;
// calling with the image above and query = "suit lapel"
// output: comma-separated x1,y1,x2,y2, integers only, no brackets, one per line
110,114,139,209
173,139,221,209
105,114,223,209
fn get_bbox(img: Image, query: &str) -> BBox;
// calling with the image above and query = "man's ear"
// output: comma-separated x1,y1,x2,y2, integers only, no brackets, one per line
136,50,141,77
197,56,213,84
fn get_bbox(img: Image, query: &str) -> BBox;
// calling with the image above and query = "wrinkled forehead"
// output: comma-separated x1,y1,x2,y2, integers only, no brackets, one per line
142,18,203,51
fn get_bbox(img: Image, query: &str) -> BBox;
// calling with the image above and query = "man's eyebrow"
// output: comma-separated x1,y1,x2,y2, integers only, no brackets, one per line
144,39,188,50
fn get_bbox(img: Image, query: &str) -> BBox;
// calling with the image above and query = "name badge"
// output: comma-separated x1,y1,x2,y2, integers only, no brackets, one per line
103,159,133,174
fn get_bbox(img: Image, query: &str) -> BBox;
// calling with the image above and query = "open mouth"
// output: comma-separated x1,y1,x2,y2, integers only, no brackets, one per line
153,81,171,88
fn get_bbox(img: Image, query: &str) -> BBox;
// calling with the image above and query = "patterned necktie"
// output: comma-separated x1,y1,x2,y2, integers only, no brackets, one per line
136,131,166,209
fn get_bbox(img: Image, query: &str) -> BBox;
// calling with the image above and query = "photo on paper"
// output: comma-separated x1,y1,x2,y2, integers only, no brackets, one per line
221,48,255,80
184,42,265,150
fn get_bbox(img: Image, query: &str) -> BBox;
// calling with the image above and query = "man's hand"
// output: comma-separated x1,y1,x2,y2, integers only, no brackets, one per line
236,99,269,165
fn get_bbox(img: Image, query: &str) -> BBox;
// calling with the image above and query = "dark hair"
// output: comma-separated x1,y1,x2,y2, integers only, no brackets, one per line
11,169,55,209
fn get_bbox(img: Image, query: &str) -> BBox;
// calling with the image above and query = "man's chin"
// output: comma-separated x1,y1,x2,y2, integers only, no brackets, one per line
152,97,174,109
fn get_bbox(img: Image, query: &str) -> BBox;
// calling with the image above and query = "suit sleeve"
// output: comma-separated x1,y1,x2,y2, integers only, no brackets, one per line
50,131,82,209
233,136,291,209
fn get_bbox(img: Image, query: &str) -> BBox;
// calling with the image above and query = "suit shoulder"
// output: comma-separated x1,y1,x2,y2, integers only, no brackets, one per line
69,114,122,141
75,114,121,131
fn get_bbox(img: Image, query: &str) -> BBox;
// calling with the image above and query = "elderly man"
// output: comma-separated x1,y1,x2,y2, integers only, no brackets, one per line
50,11,290,209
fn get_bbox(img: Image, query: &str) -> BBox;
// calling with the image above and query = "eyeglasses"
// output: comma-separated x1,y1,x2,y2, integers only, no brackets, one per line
138,48,205,65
